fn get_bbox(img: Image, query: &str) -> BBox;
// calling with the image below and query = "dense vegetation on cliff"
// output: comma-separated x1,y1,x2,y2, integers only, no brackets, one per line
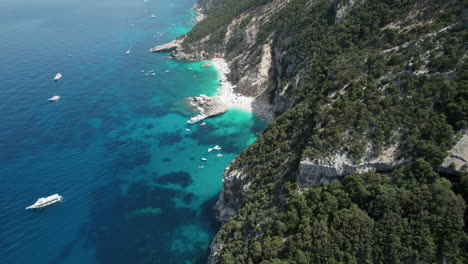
231,0,467,170
186,0,272,44
187,0,467,263
215,160,467,263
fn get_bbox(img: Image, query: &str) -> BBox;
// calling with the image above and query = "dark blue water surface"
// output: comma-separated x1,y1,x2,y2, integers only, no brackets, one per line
0,0,265,263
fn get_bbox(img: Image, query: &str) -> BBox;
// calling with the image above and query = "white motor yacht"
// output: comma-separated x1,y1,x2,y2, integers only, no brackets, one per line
26,194,62,209
53,73,62,81
48,95,60,102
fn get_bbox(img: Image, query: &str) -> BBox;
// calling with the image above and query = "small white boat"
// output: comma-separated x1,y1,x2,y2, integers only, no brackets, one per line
26,194,62,209
53,73,62,81
208,148,213,152
141,70,145,73
201,158,207,161
217,154,223,157
151,73,156,76
213,145,221,150
198,165,205,169
48,95,61,102
126,45,133,54
165,69,170,73
200,122,206,126
187,114,206,124
185,128,190,131
150,15,157,18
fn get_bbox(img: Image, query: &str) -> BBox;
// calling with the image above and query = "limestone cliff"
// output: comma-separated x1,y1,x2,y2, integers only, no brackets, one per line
438,128,468,176
152,0,300,120
297,145,411,187
151,1,467,262
333,0,367,23
155,0,467,221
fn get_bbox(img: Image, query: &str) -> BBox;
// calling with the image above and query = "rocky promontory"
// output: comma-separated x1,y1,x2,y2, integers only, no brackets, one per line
186,94,228,123
150,37,201,60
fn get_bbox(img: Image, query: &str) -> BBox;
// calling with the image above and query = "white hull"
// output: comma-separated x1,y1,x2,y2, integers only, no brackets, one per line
53,73,62,81
26,194,62,209
48,96,60,101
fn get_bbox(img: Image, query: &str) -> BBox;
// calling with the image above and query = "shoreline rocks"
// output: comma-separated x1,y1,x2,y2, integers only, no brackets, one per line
186,94,228,123
149,38,182,53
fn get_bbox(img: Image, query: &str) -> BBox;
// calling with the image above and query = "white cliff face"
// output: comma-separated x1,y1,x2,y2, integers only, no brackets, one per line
333,0,367,23
438,128,468,175
215,167,251,222
298,145,410,187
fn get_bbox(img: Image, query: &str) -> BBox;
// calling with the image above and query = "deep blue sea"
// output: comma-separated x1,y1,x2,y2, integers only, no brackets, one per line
0,0,265,263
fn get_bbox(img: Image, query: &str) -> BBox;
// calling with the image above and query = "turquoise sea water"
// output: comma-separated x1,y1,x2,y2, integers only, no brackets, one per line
0,0,265,263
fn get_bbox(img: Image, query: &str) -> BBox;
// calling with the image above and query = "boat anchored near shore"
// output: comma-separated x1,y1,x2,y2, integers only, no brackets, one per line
26,194,63,209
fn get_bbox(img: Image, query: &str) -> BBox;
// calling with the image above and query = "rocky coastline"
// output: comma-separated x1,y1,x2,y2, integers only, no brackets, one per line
149,1,468,263
151,44,273,121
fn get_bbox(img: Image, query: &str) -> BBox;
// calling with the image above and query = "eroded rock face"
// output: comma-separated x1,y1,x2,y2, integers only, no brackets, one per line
215,167,250,222
333,0,367,23
438,128,468,176
298,147,410,187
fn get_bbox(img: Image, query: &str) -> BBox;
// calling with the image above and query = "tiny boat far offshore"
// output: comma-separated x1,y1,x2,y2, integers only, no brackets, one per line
26,194,63,209
48,95,60,102
53,73,62,81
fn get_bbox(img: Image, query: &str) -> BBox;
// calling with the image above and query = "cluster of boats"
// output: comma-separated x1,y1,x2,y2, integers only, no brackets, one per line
198,145,224,168
141,68,170,76
208,145,222,152
142,69,157,76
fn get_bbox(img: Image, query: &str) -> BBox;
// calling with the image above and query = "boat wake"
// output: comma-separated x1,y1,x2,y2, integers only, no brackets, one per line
126,45,133,54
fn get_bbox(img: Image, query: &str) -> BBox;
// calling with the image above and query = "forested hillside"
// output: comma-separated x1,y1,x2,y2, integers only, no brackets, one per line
182,0,468,263
215,160,467,263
